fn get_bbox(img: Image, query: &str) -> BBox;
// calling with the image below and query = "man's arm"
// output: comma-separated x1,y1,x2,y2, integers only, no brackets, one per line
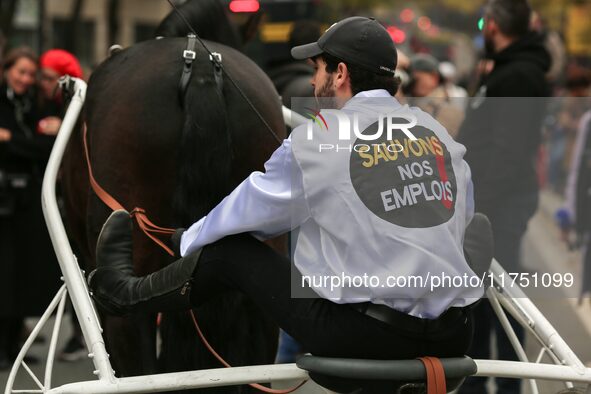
180,138,309,256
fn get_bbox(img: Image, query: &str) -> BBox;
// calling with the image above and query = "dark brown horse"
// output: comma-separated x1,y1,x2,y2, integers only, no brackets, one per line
61,4,285,392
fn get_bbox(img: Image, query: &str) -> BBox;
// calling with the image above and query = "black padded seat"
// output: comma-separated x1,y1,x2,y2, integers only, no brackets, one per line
297,355,477,393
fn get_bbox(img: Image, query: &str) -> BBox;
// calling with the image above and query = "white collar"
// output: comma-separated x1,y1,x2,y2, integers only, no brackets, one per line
352,89,392,98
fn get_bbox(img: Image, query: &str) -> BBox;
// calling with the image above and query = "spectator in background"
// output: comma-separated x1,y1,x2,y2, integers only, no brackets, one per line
560,108,591,300
545,75,590,193
406,54,465,138
37,49,83,136
439,61,468,109
393,49,410,102
268,20,322,112
530,11,566,87
457,0,551,393
0,47,60,369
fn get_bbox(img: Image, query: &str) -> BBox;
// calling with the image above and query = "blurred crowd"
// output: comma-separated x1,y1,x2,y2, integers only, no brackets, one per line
0,47,85,368
0,0,590,393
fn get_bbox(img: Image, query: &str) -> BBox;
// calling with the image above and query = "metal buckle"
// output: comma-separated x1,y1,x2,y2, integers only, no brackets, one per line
183,50,196,60
209,52,222,64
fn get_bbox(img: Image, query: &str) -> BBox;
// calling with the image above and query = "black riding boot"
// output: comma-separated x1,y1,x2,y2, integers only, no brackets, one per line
88,210,200,316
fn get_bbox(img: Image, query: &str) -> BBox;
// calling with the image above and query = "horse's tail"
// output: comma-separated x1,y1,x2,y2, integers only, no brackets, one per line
161,52,265,394
172,58,234,225
160,46,279,392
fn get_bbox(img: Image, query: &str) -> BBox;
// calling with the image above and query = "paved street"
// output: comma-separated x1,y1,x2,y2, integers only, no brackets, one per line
2,192,591,394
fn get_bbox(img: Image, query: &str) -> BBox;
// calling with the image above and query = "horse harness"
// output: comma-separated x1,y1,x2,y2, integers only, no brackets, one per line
178,33,223,105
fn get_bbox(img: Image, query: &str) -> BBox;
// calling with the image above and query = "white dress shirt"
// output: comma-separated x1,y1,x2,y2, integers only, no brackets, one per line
181,89,482,318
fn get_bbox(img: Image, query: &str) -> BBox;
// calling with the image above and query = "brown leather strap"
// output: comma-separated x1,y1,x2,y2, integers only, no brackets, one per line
83,125,175,256
131,208,175,256
418,356,447,394
83,124,124,212
189,310,307,393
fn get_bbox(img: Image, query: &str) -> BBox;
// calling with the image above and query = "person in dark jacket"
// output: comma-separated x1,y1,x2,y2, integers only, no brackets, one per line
0,48,61,368
457,1,551,393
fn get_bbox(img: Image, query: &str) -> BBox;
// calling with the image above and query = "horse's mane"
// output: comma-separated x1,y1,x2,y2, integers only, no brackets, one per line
155,0,241,49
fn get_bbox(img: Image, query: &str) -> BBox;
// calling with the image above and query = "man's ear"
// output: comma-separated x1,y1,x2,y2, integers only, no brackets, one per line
335,62,349,89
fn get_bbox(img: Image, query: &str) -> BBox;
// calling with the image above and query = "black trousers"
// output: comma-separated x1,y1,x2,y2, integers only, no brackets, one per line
189,234,473,360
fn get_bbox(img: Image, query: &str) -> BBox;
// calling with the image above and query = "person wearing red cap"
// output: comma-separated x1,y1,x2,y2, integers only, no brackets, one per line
37,49,83,136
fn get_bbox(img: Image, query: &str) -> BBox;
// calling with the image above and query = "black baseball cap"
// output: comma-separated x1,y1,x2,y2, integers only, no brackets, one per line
291,16,397,76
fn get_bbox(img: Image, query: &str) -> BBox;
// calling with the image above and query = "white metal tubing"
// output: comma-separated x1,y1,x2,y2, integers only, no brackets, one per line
488,287,539,394
40,78,114,382
282,105,308,129
474,360,591,383
488,287,530,363
45,289,68,389
5,285,67,394
490,260,586,373
493,287,565,368
22,362,44,391
47,364,309,394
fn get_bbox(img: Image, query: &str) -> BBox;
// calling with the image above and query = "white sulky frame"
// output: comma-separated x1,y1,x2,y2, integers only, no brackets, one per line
4,77,591,394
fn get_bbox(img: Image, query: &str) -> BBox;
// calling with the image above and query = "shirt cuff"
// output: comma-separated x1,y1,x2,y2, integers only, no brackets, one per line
180,216,206,257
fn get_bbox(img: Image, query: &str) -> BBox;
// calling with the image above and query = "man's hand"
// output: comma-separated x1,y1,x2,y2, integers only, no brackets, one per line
38,116,62,135
0,128,12,142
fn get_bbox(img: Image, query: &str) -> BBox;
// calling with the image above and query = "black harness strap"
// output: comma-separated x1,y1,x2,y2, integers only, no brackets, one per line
209,52,224,95
178,33,197,104
178,34,224,104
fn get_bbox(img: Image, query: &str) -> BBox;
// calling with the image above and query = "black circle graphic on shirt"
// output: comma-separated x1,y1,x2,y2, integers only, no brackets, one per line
349,119,457,228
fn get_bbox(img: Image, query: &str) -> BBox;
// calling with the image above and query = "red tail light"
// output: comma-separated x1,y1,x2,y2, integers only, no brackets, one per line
229,0,260,13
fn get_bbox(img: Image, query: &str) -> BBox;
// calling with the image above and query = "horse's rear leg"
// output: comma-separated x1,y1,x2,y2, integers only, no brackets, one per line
104,314,158,376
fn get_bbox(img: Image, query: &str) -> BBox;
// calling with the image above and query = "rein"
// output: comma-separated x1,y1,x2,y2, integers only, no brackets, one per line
82,124,176,256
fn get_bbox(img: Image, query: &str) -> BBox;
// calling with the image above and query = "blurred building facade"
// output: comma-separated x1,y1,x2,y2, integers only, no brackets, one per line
3,0,589,77
7,0,172,70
